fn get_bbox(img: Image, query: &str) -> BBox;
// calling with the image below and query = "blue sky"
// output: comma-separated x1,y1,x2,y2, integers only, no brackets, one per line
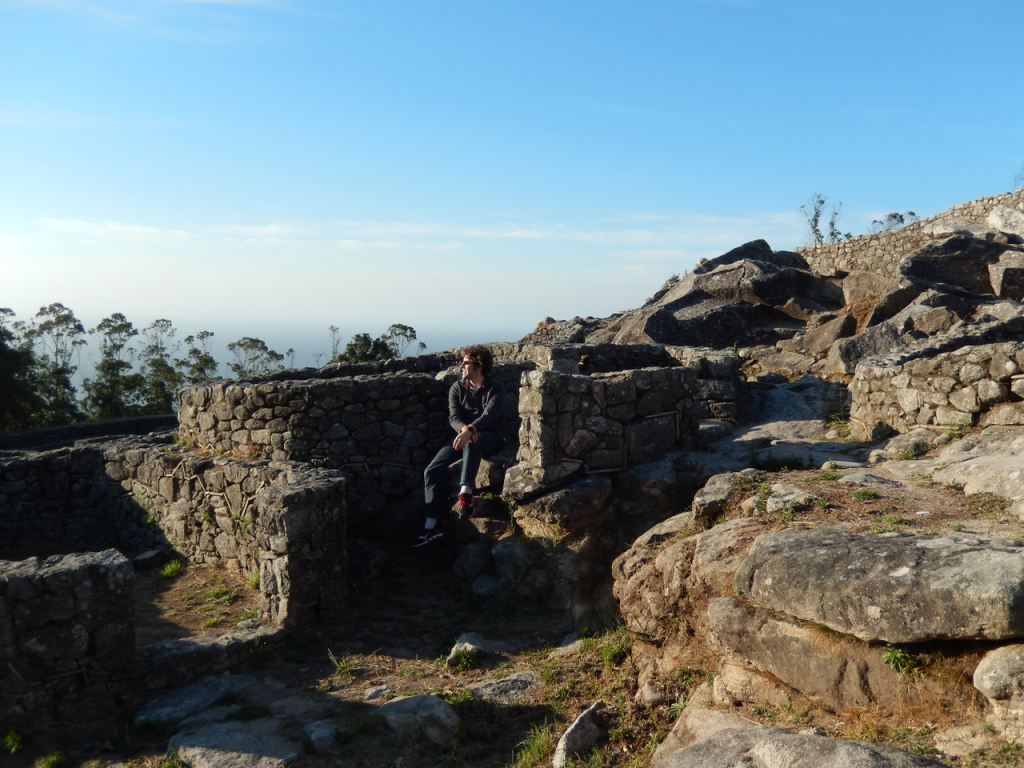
3,0,1023,367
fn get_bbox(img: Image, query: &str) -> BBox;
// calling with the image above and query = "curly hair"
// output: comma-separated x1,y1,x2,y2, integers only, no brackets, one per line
460,344,494,376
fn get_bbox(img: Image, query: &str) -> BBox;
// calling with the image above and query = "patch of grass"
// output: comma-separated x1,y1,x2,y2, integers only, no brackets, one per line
949,523,964,532
4,729,26,755
944,481,966,492
851,489,881,501
751,704,779,721
159,560,183,579
247,572,260,590
34,751,65,768
946,419,972,442
512,722,556,768
870,515,907,535
446,647,479,673
201,616,224,628
970,493,1010,516
205,586,240,604
882,645,921,674
239,608,259,621
330,650,362,678
813,471,842,482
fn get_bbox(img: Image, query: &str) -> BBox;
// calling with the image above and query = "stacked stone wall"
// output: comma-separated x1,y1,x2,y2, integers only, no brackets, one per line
505,352,738,497
0,444,161,561
1,550,135,733
796,189,1024,278
849,317,1024,437
1,437,346,628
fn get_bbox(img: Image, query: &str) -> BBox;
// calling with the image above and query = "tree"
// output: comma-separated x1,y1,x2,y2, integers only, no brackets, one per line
176,331,219,384
381,323,426,357
0,308,43,431
333,324,426,364
82,312,146,420
226,336,285,377
869,211,920,234
335,333,394,364
1015,163,1024,190
800,193,851,245
26,303,86,426
139,319,184,414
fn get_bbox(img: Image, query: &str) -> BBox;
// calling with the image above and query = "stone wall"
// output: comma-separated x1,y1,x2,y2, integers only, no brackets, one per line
849,316,1024,437
796,189,1024,278
0,437,347,628
0,442,162,561
176,361,530,525
1,550,135,733
504,352,738,499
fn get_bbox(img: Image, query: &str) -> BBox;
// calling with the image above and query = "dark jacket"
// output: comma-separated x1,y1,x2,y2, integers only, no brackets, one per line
448,376,506,435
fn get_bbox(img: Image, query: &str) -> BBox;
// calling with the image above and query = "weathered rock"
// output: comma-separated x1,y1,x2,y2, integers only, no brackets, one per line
712,661,794,708
691,473,735,526
780,314,857,355
707,597,916,710
552,701,606,768
900,235,1021,295
869,428,945,461
469,671,541,704
653,722,947,768
988,205,1024,240
378,694,462,747
763,483,817,514
828,321,903,375
167,720,299,768
734,526,1024,643
973,644,1024,740
135,675,254,725
513,476,612,535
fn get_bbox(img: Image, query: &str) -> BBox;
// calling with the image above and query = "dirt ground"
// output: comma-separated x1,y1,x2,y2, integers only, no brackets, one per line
10,435,1024,768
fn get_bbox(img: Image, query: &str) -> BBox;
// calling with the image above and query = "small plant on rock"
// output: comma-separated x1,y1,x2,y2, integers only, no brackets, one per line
4,729,25,755
446,648,479,673
882,645,921,674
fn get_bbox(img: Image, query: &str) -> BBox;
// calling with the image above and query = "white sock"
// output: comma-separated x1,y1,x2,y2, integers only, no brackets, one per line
424,517,437,529
460,485,472,496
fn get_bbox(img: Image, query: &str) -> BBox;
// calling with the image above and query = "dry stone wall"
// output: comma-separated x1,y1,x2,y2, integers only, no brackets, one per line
1,550,135,733
0,437,347,629
505,352,738,499
0,442,164,561
850,316,1024,437
176,362,530,524
796,189,1024,278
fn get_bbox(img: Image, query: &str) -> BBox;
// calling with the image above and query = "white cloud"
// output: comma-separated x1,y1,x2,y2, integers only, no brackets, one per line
38,218,190,239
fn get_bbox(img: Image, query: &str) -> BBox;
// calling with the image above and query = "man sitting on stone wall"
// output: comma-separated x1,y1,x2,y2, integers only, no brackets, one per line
411,344,506,547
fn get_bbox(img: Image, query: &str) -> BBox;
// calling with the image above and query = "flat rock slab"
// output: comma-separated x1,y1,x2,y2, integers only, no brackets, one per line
654,725,947,768
469,671,541,704
885,428,1024,515
135,674,254,725
167,720,298,768
734,526,1024,643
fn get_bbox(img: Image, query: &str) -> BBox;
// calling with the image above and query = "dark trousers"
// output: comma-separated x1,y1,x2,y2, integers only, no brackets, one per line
423,431,505,516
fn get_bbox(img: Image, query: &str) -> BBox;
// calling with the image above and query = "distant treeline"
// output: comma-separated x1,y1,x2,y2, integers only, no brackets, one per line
0,303,423,432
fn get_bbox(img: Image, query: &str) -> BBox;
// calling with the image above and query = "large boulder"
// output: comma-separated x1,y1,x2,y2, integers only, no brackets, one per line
899,235,1023,295
734,526,1024,643
707,597,917,710
988,206,1024,240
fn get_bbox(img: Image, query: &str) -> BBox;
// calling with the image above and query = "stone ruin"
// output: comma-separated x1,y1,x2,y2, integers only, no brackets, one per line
1,340,739,736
